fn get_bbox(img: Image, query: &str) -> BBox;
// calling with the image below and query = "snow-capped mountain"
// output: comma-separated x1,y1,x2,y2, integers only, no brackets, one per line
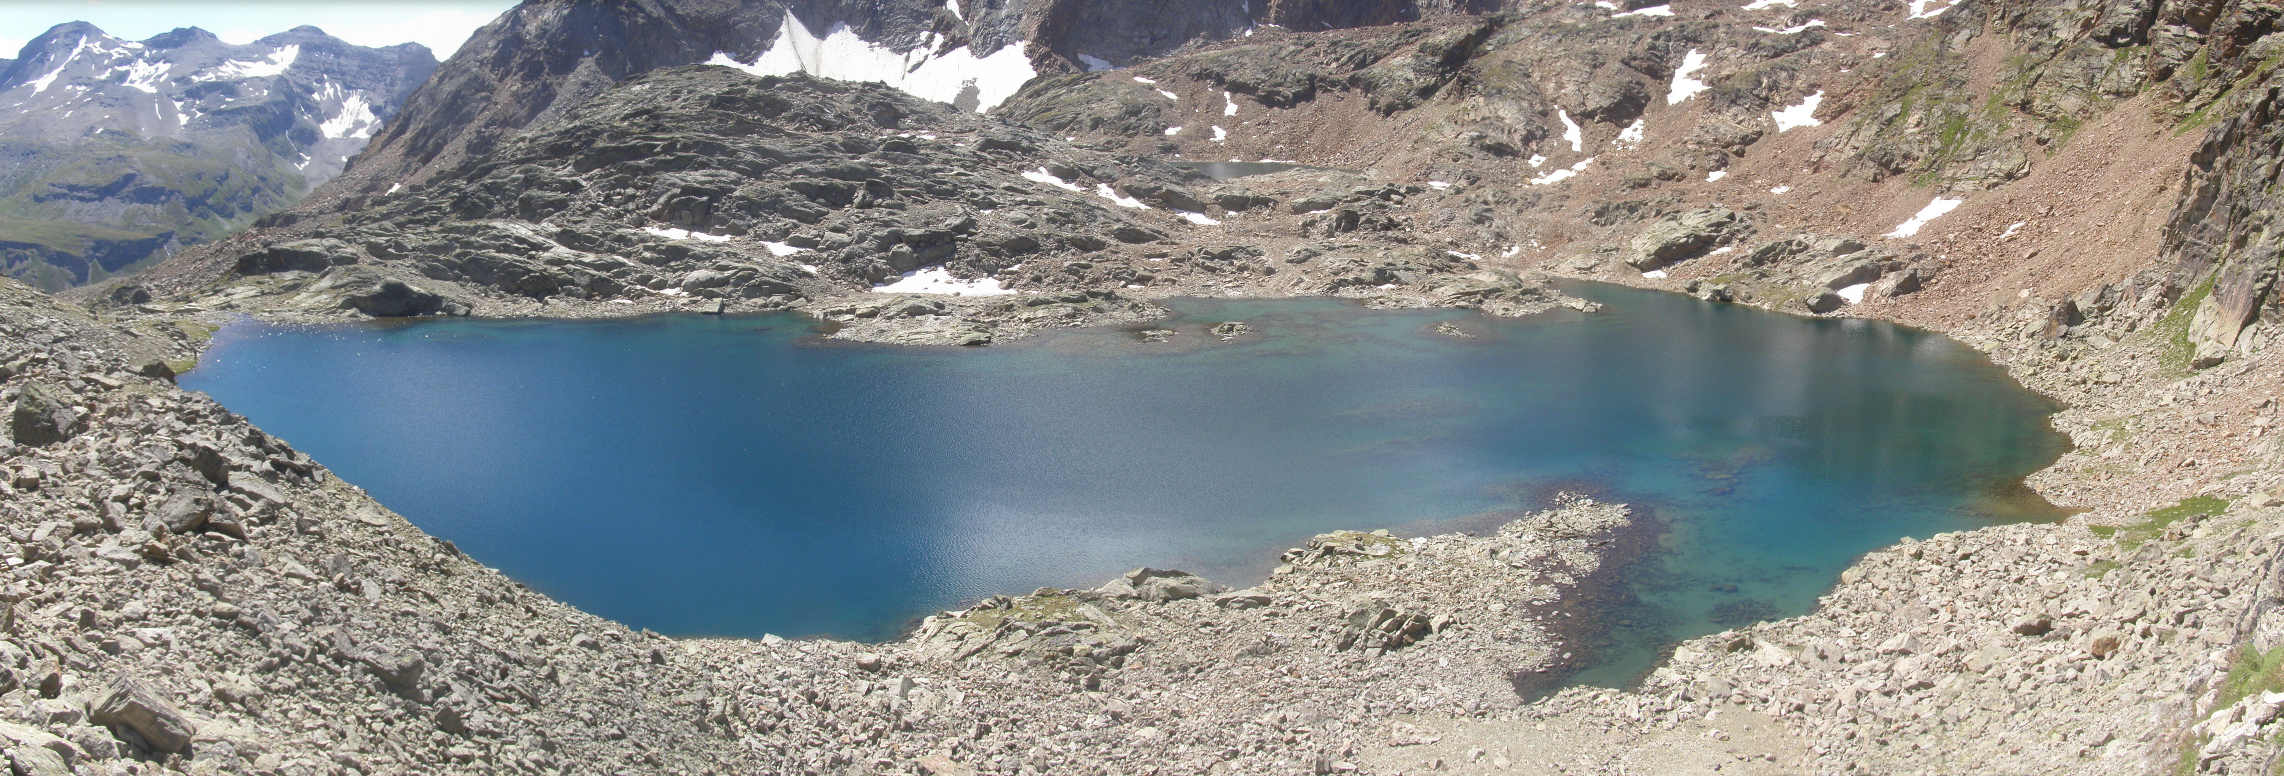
0,22,435,289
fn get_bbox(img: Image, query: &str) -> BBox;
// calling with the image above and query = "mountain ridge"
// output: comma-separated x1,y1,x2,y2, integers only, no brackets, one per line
0,20,436,290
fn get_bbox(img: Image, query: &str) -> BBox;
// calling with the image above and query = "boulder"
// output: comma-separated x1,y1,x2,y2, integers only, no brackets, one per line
8,383,77,446
1333,603,1436,652
1875,268,1923,297
0,723,71,776
1098,568,1226,602
151,492,214,535
1625,208,1745,271
90,679,196,754
1802,291,1845,314
1115,180,1209,213
680,269,736,290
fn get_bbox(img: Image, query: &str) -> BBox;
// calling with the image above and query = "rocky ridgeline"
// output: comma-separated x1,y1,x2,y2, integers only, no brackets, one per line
0,276,1650,774
141,67,1575,345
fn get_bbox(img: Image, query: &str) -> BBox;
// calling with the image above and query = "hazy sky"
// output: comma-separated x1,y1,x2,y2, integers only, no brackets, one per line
0,1,517,60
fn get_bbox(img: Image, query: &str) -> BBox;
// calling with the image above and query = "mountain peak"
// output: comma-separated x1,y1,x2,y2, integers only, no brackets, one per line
25,21,109,51
141,27,221,49
257,25,339,46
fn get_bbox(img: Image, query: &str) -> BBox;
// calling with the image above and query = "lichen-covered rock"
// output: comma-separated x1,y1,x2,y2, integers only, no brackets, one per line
8,382,76,446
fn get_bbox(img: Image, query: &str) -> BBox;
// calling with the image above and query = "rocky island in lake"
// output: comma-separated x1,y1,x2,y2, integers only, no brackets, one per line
4,0,2284,773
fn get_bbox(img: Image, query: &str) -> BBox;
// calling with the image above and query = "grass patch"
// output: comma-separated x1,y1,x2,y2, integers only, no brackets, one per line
2082,559,2121,578
2154,272,2217,374
2091,417,2132,443
2178,644,2284,773
955,591,1097,633
2095,494,2230,550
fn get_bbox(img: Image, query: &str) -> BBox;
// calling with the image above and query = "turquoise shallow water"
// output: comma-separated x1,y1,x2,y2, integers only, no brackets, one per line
182,282,2067,687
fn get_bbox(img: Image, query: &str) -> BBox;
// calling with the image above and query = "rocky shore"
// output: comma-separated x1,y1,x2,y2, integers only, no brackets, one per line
4,270,1657,773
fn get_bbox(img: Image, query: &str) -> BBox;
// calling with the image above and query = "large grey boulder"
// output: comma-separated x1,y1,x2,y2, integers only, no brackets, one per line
1098,568,1226,602
8,383,77,446
1625,208,1746,271
90,679,196,754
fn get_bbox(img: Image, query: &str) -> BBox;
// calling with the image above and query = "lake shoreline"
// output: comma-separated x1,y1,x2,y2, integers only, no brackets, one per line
15,261,2271,772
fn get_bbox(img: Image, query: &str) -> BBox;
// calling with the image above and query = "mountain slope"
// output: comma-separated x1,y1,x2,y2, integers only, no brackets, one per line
0,23,434,289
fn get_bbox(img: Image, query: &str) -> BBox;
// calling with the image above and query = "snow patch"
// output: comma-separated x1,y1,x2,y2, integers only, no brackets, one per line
1426,180,1452,190
1176,211,1221,225
1156,88,1179,100
1210,125,1227,142
119,58,169,94
1769,185,1792,194
1883,197,1963,238
707,11,1036,112
1614,118,1645,149
1771,90,1824,131
1907,0,1954,18
386,183,404,196
320,91,379,140
1642,269,1668,279
796,263,822,275
762,241,807,256
1837,282,1872,303
873,267,1015,296
1528,154,1548,168
643,226,734,242
1668,49,1709,105
945,0,963,21
1132,76,1157,84
27,35,90,95
1741,0,1796,8
1021,167,1084,192
1558,109,1583,152
2000,221,2026,239
1706,170,1727,182
1222,91,1239,116
1095,184,1149,209
1754,19,1826,33
1164,125,1183,136
1077,53,1113,72
1530,157,1595,185
1616,4,1676,16
209,44,300,80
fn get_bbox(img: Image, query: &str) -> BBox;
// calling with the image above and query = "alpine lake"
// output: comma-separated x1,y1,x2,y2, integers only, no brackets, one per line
182,281,2069,688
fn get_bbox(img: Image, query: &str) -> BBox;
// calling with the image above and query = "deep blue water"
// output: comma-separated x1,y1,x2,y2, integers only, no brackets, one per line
183,283,2067,686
